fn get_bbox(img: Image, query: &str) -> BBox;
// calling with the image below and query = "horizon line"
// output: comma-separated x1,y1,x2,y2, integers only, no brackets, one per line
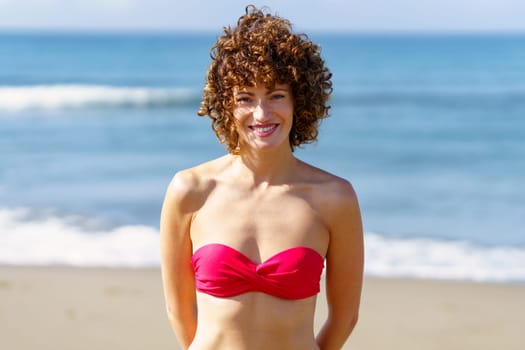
1,26,525,36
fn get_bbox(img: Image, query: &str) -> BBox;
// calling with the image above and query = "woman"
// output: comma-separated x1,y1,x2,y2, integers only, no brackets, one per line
160,5,363,350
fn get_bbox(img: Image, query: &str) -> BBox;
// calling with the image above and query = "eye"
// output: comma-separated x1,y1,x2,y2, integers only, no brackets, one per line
270,93,286,100
235,95,252,104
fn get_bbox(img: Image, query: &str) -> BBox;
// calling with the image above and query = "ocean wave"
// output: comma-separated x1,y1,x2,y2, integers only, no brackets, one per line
1,207,524,282
365,233,525,283
0,84,200,111
0,207,160,267
2,84,525,112
332,85,525,108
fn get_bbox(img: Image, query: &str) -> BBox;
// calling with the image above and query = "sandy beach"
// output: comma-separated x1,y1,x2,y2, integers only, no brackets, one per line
1,265,524,350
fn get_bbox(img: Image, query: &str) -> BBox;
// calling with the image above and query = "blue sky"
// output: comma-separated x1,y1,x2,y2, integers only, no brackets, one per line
1,0,525,32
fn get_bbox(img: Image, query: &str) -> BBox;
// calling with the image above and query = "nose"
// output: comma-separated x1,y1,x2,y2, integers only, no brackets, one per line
252,101,270,122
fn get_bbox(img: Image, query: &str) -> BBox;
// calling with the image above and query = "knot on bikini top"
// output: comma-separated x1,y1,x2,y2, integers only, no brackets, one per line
191,243,324,300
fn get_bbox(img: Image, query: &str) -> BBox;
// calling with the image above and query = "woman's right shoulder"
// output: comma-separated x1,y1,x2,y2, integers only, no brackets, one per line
164,155,231,207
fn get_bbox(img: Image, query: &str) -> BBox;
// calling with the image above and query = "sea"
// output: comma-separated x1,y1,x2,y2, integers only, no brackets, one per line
1,32,524,283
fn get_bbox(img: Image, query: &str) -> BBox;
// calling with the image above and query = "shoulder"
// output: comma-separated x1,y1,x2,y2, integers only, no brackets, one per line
298,160,358,205
300,166,363,272
319,174,359,225
296,161,360,229
325,176,358,211
163,155,232,212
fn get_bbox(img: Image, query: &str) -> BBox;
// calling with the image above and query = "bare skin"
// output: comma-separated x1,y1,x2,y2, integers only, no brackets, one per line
160,83,364,350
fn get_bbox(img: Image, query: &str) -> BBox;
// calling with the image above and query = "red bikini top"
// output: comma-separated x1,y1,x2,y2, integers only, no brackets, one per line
191,243,324,300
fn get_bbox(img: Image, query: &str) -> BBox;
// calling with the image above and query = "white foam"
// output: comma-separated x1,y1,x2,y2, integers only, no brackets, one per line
365,232,525,283
0,207,160,267
1,208,524,282
0,84,196,111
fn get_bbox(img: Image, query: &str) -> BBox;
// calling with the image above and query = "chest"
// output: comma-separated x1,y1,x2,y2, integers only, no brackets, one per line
190,184,328,251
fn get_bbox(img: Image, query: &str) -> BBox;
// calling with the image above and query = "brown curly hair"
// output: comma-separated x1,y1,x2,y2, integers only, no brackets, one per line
198,5,333,153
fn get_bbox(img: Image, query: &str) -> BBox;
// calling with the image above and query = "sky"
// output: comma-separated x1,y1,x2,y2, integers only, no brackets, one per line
1,0,525,33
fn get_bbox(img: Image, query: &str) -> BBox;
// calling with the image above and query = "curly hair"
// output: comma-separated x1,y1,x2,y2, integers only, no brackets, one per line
198,5,333,153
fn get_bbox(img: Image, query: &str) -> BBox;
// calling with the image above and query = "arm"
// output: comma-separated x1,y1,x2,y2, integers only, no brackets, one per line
316,181,364,350
160,172,198,349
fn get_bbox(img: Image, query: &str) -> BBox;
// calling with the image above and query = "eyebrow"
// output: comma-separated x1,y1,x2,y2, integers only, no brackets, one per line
269,88,289,93
235,88,289,96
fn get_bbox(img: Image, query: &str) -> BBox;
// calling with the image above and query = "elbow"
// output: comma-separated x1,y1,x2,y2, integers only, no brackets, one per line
165,302,197,327
165,304,177,321
336,311,360,338
318,312,359,349
347,312,359,334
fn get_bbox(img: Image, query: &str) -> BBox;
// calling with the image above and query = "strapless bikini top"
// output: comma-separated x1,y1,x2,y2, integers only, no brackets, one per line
191,243,324,300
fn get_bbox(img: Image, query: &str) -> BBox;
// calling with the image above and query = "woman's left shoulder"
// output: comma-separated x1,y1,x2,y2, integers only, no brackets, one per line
300,164,362,244
299,161,358,205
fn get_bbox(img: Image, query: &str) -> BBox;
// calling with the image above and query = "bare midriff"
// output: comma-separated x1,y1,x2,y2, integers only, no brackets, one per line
188,292,320,350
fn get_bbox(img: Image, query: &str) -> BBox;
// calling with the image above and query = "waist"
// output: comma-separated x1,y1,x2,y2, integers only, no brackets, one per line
192,292,318,349
190,327,319,350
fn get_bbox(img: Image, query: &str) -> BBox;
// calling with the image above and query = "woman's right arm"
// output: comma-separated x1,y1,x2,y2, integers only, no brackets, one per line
160,171,198,349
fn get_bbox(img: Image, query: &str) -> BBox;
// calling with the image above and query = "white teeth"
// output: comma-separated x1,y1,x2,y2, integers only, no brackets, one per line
253,125,276,133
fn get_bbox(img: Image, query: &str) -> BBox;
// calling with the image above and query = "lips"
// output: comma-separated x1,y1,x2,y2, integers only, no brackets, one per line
249,123,279,137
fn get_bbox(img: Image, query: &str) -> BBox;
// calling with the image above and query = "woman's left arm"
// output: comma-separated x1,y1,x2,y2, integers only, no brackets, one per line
316,180,364,350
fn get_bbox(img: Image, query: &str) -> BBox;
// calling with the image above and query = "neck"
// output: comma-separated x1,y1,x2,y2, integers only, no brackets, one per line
234,144,297,187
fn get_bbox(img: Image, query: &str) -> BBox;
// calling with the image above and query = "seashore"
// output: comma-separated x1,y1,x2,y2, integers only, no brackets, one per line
0,265,524,350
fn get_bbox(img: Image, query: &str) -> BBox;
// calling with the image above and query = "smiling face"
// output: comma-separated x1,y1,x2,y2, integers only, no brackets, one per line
232,83,294,153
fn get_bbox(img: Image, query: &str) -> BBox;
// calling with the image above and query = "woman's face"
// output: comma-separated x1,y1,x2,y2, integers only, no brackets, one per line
232,82,294,153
